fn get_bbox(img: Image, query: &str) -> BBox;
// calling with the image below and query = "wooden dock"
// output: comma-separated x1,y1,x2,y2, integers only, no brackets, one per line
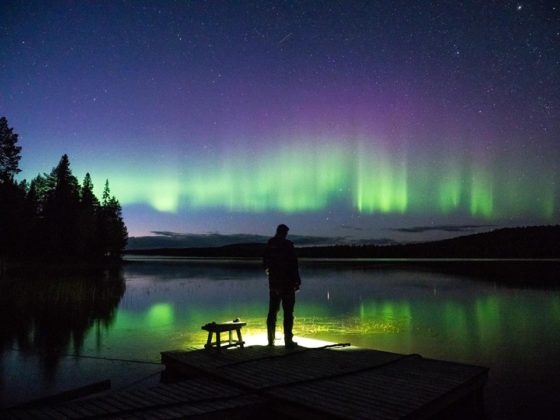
2,343,488,419
2,377,266,419
161,344,488,419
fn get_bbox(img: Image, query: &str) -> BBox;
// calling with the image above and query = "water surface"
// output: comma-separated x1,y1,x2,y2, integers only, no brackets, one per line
1,258,559,418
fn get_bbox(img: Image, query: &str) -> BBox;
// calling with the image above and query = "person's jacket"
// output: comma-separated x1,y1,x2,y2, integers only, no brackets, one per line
263,236,301,292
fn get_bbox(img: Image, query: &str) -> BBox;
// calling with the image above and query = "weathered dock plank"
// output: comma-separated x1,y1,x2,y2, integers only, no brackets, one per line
262,351,488,419
2,377,264,419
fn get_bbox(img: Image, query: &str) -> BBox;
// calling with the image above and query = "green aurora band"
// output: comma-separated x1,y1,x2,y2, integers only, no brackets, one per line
99,140,557,221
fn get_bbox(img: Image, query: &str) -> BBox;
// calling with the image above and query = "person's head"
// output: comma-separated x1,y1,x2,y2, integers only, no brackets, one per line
276,224,289,238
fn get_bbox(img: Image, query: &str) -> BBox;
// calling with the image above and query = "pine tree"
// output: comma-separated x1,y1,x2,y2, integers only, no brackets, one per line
79,173,100,259
81,173,98,210
26,173,55,256
52,154,80,199
0,117,24,269
44,155,82,259
102,179,111,205
0,117,22,181
105,195,128,258
98,180,128,259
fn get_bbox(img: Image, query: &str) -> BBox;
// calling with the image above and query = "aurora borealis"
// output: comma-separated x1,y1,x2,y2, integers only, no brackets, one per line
1,1,558,240
104,138,556,219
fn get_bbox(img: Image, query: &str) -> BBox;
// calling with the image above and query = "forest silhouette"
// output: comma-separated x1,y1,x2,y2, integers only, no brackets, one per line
0,117,128,271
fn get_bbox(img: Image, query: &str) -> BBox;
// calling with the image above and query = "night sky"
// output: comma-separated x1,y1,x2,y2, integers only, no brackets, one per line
1,1,559,243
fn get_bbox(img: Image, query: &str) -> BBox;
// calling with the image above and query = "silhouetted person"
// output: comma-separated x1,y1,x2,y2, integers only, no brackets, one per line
264,224,301,347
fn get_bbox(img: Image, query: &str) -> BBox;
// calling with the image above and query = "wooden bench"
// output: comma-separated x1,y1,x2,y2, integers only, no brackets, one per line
202,320,246,350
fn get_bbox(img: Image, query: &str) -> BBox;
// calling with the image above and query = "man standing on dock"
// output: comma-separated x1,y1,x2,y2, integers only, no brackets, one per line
264,224,301,348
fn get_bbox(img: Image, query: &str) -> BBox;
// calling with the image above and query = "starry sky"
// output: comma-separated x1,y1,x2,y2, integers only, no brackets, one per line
1,1,559,243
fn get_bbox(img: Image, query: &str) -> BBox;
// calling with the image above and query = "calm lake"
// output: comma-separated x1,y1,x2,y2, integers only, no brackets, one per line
1,257,560,418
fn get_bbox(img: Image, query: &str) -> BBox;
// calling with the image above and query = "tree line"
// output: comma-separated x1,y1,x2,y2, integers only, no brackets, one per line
0,116,128,266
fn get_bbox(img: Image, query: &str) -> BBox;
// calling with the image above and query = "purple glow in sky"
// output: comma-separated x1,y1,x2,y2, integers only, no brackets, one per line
1,1,558,242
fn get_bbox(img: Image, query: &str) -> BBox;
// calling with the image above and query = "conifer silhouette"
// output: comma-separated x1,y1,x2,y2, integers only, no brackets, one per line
0,117,128,268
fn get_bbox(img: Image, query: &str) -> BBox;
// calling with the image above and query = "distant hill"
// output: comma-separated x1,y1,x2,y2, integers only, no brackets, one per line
126,242,266,258
126,231,394,249
300,225,560,259
125,225,560,259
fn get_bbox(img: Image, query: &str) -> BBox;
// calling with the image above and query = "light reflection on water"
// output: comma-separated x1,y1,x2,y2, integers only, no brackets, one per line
1,258,560,418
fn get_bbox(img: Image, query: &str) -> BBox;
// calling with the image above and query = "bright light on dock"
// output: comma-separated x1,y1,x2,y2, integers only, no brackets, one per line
243,333,336,348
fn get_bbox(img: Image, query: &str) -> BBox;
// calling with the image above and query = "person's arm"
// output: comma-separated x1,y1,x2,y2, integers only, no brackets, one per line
294,267,301,290
289,242,301,290
263,245,270,276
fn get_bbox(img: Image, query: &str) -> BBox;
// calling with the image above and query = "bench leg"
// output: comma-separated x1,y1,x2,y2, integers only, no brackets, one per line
229,330,233,345
205,331,213,349
236,328,244,348
216,331,221,349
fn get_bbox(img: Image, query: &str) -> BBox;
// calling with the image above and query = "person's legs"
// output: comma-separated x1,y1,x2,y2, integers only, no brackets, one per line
281,290,296,345
267,290,281,346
